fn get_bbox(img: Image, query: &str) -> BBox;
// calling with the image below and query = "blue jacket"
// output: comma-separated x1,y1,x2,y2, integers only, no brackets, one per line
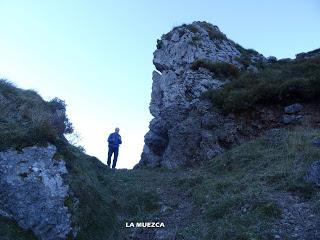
108,132,122,148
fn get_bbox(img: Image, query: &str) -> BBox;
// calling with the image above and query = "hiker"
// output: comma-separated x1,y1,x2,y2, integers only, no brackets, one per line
107,127,122,169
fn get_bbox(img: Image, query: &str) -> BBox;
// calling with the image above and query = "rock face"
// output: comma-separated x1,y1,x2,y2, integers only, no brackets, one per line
305,160,320,186
0,144,72,239
284,103,303,114
282,103,304,125
296,48,320,60
137,21,265,168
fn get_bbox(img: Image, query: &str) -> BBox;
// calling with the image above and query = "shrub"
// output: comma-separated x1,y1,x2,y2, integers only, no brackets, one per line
189,36,201,46
191,59,240,79
49,98,73,135
0,80,73,150
0,79,18,96
203,56,320,112
0,216,37,240
197,21,227,41
183,24,199,34
256,202,282,218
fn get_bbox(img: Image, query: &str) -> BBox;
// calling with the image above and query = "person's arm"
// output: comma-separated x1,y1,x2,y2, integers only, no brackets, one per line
107,133,113,143
119,135,122,145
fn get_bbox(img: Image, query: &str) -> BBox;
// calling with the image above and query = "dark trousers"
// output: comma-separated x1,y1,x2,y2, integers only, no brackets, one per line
107,146,119,169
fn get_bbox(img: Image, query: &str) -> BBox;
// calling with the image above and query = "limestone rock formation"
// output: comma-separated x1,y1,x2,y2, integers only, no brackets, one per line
137,21,266,168
0,145,72,240
296,48,320,60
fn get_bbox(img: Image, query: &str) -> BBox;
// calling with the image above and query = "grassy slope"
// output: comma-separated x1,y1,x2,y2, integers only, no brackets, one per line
193,127,320,239
203,56,320,112
3,127,319,240
58,127,320,239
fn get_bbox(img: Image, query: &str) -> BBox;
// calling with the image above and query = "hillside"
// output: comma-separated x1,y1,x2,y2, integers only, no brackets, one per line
1,21,320,240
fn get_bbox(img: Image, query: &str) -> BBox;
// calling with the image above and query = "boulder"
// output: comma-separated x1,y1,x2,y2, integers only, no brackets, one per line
0,145,72,240
284,103,303,114
282,114,303,124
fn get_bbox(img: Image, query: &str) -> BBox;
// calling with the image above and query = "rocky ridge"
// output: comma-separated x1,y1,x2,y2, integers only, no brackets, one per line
137,21,267,168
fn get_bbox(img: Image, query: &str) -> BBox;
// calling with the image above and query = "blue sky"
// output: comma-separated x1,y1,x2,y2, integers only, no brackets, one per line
0,0,319,168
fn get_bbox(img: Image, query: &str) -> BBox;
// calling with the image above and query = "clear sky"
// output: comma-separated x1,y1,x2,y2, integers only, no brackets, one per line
0,0,319,168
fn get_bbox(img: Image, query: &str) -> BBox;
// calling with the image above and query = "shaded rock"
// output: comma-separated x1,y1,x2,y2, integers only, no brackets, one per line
312,139,320,147
267,56,277,63
305,160,320,186
138,145,161,168
296,48,320,60
282,114,303,124
144,131,168,156
284,103,303,114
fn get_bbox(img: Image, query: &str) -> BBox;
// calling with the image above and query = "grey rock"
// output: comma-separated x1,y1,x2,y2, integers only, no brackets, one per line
296,48,320,60
284,103,303,114
267,56,277,63
312,139,320,147
282,114,303,124
137,21,266,168
144,131,168,156
0,145,73,240
153,22,244,72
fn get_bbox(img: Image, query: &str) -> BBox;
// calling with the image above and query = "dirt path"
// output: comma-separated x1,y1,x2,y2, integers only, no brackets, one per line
126,173,203,240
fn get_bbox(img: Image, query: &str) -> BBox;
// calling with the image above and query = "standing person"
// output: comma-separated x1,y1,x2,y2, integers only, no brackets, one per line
107,127,122,169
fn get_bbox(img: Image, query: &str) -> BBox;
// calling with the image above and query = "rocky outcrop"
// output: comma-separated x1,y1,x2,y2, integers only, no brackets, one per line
296,48,320,60
0,144,73,239
137,21,266,168
282,103,304,125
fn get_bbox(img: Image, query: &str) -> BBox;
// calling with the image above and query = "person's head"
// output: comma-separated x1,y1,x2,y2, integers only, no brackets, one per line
115,127,120,133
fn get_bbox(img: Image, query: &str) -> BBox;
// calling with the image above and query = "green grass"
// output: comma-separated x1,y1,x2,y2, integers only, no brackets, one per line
197,21,227,41
0,79,73,151
202,56,320,112
191,59,240,79
164,127,320,239
0,216,37,240
162,21,227,42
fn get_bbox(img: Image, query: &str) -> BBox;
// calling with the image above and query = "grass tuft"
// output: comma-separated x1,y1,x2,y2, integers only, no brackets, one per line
191,59,240,79
202,56,320,112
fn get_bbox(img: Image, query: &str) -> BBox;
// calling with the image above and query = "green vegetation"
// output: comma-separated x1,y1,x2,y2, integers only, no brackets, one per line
189,36,201,46
0,216,37,240
163,22,227,42
202,56,320,112
233,42,265,69
54,140,163,240
256,202,282,218
0,79,73,151
176,127,320,239
191,59,240,79
182,23,199,34
197,21,227,41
